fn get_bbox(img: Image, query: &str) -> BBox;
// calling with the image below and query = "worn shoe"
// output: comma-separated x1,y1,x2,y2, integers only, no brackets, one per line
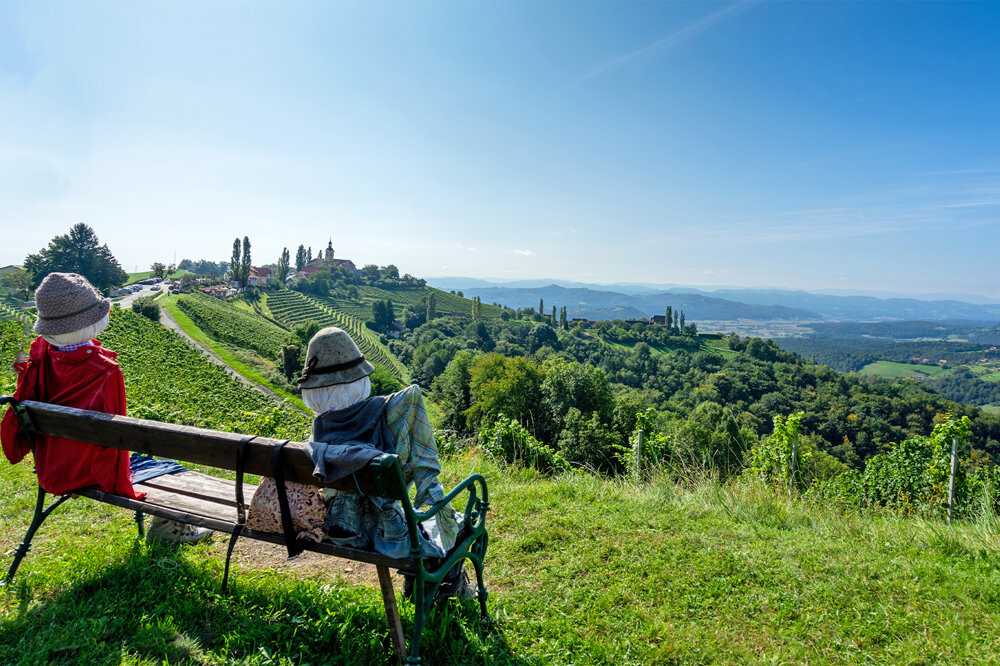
146,516,214,545
403,564,476,602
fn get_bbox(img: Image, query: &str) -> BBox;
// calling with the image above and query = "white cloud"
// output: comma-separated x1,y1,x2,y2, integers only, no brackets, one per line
571,2,757,89
513,249,535,257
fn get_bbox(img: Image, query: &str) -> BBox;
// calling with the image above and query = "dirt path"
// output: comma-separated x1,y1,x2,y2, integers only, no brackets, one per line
157,307,286,403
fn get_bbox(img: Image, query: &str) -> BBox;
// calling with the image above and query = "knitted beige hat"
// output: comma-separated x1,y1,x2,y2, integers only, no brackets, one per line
33,272,111,337
297,327,374,389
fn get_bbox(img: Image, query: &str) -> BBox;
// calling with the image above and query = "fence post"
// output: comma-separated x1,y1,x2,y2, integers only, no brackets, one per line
948,435,959,525
634,429,644,483
789,437,799,496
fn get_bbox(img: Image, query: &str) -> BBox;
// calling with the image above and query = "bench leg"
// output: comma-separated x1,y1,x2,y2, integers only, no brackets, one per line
134,510,145,539
407,577,430,666
5,487,73,585
376,565,407,664
469,532,490,622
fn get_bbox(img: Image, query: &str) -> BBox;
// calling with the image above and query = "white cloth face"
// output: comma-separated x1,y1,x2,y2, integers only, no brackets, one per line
42,313,110,347
301,376,372,415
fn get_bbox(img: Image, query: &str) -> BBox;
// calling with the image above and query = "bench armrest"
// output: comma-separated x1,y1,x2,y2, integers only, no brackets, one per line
413,473,489,530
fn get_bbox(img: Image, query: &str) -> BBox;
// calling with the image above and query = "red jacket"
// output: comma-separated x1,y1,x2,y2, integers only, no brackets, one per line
1,337,143,499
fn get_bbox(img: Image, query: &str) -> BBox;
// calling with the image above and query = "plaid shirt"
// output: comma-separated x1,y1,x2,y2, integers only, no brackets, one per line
55,340,93,352
323,385,460,557
384,385,459,550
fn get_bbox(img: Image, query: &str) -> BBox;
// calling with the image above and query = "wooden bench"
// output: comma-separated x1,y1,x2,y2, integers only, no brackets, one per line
0,396,490,665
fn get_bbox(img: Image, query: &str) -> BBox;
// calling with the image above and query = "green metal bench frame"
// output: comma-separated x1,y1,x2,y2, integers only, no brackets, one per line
0,395,489,664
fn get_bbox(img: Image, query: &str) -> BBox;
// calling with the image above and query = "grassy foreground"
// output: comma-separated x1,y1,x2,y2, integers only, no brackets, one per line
2,452,1000,664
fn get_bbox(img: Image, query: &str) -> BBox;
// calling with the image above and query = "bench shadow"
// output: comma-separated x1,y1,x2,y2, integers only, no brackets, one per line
0,541,535,665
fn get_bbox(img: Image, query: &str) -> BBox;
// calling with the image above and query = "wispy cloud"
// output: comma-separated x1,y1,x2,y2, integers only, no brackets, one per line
935,201,1000,209
570,2,757,89
513,249,535,257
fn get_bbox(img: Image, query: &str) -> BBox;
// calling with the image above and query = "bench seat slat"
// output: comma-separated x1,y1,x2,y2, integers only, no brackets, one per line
136,481,243,522
139,471,257,509
76,485,418,571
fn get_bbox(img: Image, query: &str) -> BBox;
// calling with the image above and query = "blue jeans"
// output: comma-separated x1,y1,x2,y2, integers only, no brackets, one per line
325,493,447,560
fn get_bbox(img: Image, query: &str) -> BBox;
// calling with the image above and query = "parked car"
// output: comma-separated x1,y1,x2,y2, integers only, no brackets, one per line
151,285,161,291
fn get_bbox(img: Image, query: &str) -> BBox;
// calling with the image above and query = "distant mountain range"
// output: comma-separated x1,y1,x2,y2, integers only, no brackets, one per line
426,278,1000,323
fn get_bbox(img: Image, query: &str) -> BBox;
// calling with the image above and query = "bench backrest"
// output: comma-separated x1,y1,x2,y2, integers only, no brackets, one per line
6,399,408,500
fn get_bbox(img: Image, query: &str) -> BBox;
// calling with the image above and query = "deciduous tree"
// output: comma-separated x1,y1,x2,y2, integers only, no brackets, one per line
0,267,33,300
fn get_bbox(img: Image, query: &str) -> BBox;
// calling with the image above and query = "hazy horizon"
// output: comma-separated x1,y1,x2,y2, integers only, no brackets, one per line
3,1,999,298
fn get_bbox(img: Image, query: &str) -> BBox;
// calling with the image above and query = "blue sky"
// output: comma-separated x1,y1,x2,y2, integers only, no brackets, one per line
1,1,999,297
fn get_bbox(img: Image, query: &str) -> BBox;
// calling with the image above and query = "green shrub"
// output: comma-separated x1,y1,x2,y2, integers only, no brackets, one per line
131,296,160,322
808,416,996,519
480,413,567,474
744,411,806,490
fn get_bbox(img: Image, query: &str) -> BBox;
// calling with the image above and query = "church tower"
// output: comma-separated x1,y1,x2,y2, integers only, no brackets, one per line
325,238,334,262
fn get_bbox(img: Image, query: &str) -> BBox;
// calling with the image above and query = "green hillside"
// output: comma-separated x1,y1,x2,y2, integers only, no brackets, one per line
265,290,411,383
324,285,505,321
177,293,291,361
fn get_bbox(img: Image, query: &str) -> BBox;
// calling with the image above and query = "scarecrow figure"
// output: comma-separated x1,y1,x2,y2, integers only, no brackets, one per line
0,272,210,544
248,327,472,598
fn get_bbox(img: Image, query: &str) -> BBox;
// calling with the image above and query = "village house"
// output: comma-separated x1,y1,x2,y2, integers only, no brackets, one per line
248,266,272,287
387,321,406,339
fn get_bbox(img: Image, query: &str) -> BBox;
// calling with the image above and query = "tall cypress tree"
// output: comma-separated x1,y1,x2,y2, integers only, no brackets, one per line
230,238,241,283
277,247,290,283
295,245,307,272
240,236,252,289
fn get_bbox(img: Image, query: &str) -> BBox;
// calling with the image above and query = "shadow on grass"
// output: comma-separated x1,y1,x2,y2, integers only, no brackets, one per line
0,541,530,665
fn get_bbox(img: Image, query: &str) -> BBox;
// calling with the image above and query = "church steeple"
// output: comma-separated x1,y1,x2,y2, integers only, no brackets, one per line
325,237,334,262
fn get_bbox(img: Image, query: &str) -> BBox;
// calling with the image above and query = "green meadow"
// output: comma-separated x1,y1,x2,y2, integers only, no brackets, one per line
858,360,953,380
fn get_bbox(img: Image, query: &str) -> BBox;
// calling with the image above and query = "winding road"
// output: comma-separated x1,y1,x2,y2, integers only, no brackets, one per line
155,301,288,405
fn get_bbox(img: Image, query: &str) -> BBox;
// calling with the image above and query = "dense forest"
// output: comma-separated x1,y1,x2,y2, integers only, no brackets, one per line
384,313,1000,475
776,322,1000,408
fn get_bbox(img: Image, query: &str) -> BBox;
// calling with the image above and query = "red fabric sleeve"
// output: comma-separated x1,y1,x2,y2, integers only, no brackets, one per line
1,406,30,465
1,359,38,465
